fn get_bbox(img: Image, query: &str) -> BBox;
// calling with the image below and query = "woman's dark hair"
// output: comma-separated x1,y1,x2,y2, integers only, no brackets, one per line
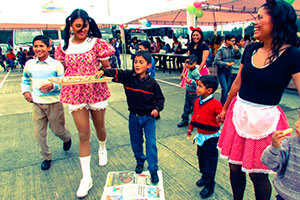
63,9,102,50
190,29,204,47
260,0,300,63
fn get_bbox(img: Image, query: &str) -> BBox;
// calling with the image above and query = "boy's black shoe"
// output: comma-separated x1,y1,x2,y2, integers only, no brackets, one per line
151,172,159,184
200,185,214,198
135,164,144,174
177,121,188,127
196,178,205,187
63,139,72,151
41,160,52,170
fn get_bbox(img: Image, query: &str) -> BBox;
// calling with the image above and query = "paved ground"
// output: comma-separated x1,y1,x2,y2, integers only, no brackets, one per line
0,60,299,200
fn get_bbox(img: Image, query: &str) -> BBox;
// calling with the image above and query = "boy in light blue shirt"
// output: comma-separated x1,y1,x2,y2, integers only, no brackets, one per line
21,35,71,170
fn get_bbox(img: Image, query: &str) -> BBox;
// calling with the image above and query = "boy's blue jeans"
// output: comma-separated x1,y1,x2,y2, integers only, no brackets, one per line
129,112,158,174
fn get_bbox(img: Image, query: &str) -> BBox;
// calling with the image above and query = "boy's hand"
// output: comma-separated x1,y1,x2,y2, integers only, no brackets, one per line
272,130,287,148
187,129,192,139
39,83,53,94
151,109,158,117
23,92,33,103
95,70,104,79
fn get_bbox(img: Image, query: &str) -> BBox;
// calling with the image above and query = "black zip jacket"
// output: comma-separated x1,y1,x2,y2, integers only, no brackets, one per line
103,69,165,115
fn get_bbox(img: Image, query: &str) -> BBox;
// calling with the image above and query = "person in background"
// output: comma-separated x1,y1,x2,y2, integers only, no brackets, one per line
217,1,300,199
243,35,251,49
111,38,121,68
172,36,182,54
261,119,300,200
6,48,16,71
149,37,157,53
155,37,163,53
187,75,223,198
129,37,138,65
177,55,201,127
138,40,156,79
17,47,26,69
21,35,72,171
27,46,35,60
214,34,241,105
213,35,222,56
231,35,244,86
95,50,165,185
185,26,210,76
55,9,115,198
0,47,6,71
162,41,172,53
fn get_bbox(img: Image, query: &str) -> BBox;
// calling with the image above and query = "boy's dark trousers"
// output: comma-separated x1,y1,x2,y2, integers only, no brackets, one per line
197,137,219,188
181,91,198,123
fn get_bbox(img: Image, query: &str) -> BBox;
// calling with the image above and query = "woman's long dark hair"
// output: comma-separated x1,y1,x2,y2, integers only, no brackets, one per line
189,29,204,49
261,0,300,63
63,9,102,51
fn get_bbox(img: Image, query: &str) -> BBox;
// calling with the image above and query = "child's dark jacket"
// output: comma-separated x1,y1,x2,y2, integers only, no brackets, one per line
103,69,165,115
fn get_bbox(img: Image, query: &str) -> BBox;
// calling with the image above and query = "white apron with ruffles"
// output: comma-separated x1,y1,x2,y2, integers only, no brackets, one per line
232,95,281,140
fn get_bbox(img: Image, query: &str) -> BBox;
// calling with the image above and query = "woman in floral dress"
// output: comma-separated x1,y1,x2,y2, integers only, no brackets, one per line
55,9,115,198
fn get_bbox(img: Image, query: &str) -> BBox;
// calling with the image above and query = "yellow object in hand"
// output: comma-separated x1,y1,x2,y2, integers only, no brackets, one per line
231,62,235,65
282,128,293,135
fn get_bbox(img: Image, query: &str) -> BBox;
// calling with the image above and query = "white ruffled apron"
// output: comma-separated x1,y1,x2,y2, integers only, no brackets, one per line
232,95,281,140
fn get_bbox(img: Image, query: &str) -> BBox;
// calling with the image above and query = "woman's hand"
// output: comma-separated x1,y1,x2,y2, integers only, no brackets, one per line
95,70,104,78
216,109,227,123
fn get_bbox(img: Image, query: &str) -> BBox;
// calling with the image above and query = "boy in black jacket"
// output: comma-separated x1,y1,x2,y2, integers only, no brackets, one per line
95,50,165,184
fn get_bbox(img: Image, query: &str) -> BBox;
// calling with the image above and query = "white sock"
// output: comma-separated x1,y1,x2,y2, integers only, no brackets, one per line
98,139,106,151
79,156,91,180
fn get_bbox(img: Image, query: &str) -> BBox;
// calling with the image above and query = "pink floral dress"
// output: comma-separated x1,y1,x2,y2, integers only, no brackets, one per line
55,38,115,105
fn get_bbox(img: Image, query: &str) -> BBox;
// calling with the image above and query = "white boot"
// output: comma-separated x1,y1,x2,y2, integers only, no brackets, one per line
98,139,107,166
77,156,93,198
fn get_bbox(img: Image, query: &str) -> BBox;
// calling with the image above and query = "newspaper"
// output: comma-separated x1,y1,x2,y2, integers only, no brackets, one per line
101,170,165,200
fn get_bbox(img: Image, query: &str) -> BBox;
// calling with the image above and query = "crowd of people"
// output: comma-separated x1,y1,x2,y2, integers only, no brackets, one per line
17,0,300,199
0,45,37,72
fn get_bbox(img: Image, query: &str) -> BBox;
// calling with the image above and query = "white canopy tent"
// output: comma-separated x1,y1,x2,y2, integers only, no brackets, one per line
0,0,196,27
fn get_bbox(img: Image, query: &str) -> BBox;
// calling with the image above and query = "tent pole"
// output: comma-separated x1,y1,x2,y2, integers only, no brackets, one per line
120,27,127,69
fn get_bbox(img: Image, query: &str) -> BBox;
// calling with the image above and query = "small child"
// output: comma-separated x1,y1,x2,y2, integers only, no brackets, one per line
138,40,156,79
177,55,201,127
261,119,300,200
187,75,223,198
21,35,72,170
95,50,165,184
